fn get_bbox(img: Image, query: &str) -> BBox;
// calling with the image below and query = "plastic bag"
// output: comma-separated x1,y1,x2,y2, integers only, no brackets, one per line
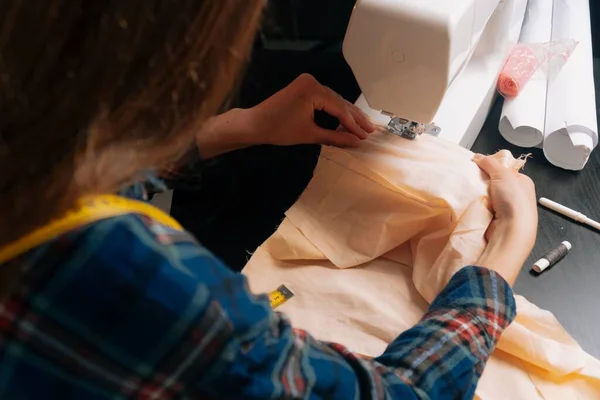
497,39,578,97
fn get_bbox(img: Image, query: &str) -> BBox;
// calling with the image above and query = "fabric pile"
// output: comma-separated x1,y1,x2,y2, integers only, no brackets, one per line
243,132,600,399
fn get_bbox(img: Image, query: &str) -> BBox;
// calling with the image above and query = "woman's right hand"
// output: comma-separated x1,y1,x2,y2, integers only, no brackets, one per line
473,154,538,285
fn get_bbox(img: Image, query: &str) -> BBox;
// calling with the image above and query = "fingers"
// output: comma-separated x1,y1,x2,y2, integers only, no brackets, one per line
485,219,499,243
315,127,362,148
473,154,514,179
323,86,376,136
296,73,373,139
317,87,369,139
519,173,535,188
347,101,376,133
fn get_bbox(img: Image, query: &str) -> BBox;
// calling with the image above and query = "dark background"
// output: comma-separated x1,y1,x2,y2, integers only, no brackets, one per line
171,1,600,357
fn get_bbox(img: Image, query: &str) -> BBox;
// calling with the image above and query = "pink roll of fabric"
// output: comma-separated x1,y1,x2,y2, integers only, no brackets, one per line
498,44,539,97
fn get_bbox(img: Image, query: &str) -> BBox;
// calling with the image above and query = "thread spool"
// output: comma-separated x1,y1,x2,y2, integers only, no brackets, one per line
532,241,572,273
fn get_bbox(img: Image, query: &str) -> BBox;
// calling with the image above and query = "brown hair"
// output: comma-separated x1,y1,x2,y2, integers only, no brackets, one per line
0,0,264,245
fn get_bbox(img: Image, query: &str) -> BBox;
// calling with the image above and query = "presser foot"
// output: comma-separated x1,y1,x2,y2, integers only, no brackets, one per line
386,117,442,140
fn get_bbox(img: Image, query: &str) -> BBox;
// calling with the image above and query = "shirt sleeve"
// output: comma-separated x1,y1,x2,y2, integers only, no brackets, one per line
11,215,514,399
197,264,515,400
373,266,516,399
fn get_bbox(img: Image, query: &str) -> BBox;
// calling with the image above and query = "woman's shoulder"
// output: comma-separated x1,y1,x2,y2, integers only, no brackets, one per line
36,212,220,279
5,212,221,306
0,213,240,396
33,213,201,264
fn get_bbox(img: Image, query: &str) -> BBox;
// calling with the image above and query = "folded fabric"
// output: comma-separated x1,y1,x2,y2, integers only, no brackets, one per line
243,132,600,399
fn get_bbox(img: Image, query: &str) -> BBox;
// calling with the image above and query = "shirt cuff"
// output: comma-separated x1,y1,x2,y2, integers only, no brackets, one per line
429,266,517,346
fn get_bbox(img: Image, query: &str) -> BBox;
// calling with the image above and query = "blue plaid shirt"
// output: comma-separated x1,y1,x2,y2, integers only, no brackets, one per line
0,212,515,399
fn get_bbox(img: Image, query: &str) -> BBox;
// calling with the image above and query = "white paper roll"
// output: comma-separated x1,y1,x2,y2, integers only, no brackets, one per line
498,0,554,147
543,0,598,170
434,0,528,148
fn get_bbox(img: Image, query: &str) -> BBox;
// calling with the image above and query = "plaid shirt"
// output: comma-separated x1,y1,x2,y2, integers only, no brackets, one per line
0,213,515,399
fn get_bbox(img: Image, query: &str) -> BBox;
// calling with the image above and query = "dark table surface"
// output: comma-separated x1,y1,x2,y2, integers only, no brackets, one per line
471,61,600,359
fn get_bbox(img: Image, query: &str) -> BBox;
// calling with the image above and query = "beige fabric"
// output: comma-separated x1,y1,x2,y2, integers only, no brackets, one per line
243,132,600,399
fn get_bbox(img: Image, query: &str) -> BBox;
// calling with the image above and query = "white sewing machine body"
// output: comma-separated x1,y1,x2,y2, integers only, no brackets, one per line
343,0,527,148
344,0,500,124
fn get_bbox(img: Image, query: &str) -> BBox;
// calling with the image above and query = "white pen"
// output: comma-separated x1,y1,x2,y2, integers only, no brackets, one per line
539,197,600,231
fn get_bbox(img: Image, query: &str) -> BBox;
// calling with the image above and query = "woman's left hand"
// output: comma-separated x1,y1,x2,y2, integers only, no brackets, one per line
197,74,376,159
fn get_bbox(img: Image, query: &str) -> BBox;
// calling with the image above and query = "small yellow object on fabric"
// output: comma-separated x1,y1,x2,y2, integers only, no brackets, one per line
0,194,183,265
243,132,600,399
268,285,295,309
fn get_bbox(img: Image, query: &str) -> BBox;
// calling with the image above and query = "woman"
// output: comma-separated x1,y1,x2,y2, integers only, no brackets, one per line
0,1,537,399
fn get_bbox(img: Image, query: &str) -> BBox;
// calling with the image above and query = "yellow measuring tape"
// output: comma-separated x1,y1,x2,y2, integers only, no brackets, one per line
0,195,182,265
268,285,295,309
0,194,292,308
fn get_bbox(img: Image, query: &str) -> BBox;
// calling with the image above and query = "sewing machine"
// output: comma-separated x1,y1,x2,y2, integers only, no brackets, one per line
343,0,504,141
